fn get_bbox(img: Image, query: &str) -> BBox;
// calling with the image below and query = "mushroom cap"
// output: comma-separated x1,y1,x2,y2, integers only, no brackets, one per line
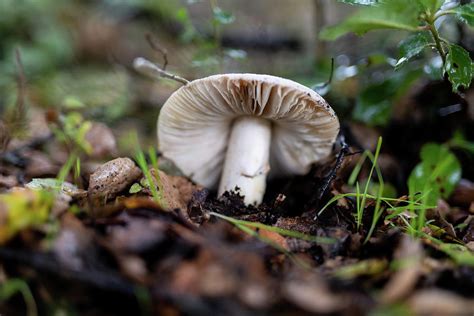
158,73,340,189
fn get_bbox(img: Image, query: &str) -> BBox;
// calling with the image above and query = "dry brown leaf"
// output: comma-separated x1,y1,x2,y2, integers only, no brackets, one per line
381,235,423,304
408,289,474,315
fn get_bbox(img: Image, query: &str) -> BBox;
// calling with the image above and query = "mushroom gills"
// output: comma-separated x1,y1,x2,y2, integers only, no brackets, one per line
218,116,271,205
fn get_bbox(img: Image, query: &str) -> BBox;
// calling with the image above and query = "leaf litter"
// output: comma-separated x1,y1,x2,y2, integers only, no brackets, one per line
0,89,473,316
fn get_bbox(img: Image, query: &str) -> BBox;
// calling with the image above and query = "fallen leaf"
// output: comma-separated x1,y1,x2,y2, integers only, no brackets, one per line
381,235,423,303
408,289,474,315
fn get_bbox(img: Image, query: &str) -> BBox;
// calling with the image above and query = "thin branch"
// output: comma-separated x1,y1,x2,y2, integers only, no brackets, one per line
145,33,168,70
311,58,334,92
133,57,189,85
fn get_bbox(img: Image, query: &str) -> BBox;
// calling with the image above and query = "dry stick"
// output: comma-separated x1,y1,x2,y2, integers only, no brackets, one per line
307,135,350,217
145,33,168,70
133,57,189,85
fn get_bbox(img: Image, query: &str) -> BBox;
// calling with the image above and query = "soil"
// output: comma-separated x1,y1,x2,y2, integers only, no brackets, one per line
0,74,474,316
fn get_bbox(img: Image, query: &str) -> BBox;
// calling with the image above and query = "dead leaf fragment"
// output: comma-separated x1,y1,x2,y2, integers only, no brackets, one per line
408,289,474,315
149,169,201,213
381,235,423,304
283,271,343,313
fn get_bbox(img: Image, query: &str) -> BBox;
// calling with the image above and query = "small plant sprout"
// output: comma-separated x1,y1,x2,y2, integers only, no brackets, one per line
49,112,93,187
152,71,340,205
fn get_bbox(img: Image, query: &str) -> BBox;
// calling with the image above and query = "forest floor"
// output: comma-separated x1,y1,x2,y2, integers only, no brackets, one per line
1,76,474,316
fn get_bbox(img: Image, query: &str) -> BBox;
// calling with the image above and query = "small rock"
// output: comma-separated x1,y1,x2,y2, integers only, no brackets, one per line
88,157,141,202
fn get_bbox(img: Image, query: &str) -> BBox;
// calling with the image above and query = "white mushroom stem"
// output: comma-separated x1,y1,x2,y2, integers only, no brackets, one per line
218,116,271,205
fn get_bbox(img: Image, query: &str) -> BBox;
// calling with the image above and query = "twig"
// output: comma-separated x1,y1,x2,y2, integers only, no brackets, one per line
306,135,350,215
311,58,334,92
145,33,168,70
317,135,350,201
133,57,189,85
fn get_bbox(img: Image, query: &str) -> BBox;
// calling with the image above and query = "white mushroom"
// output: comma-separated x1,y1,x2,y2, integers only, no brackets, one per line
157,73,340,205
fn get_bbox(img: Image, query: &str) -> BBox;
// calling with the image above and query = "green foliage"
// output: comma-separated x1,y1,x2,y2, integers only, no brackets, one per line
418,0,444,13
0,189,53,244
448,130,474,155
445,44,473,92
320,0,420,40
49,112,93,185
353,69,421,126
0,278,37,316
38,69,130,122
395,32,431,70
51,112,92,155
451,3,474,27
438,243,474,267
322,0,474,92
210,212,335,244
333,258,387,279
320,138,392,242
408,143,461,234
408,143,461,207
212,6,235,25
135,149,161,204
129,183,143,194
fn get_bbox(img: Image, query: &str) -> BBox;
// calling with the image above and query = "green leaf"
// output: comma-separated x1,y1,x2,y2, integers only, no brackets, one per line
445,44,473,92
212,7,235,25
0,189,53,244
395,32,431,70
0,278,37,316
353,69,421,126
408,143,461,206
418,0,444,13
449,130,474,155
129,183,143,194
338,0,379,5
439,243,474,267
452,3,474,27
320,0,421,40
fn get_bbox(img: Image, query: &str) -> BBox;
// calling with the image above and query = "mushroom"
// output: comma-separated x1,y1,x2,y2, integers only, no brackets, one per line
156,73,340,205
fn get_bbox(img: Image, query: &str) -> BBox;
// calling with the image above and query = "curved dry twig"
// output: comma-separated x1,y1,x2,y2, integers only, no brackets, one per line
133,57,189,85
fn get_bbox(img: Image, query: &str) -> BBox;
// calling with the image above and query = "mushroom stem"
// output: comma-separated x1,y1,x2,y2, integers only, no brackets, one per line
218,116,271,205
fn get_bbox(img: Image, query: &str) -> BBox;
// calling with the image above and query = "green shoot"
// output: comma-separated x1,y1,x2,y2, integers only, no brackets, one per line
407,143,461,236
210,212,335,244
56,152,77,185
210,212,335,269
147,146,166,206
50,112,92,187
0,278,38,316
135,149,161,204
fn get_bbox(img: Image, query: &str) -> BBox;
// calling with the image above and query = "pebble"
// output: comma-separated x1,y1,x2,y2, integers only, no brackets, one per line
88,157,141,201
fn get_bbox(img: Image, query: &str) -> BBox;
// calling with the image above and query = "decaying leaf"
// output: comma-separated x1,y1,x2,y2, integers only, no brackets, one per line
0,188,54,244
381,235,423,303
